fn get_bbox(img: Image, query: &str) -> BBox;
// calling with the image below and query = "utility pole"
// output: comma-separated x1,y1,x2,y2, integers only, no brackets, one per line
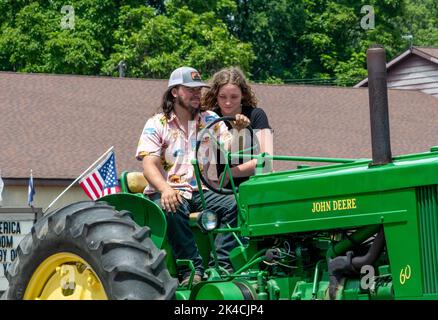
402,22,414,50
402,34,413,50
117,60,127,78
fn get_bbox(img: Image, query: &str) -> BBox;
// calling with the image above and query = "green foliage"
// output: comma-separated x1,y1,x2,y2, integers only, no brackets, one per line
261,76,284,85
232,0,307,80
103,5,253,78
0,0,252,78
403,0,438,46
334,52,368,86
0,0,437,85
0,1,108,74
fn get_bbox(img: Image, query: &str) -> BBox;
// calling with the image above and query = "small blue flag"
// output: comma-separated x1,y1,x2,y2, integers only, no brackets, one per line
28,170,35,206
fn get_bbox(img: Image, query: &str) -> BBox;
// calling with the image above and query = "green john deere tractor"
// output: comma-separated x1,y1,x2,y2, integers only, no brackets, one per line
4,47,438,300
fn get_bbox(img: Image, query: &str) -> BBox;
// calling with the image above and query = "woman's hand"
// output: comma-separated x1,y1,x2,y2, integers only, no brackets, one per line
232,114,250,131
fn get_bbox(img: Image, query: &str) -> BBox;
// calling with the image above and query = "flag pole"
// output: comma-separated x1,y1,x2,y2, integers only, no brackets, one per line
43,146,114,215
0,169,4,207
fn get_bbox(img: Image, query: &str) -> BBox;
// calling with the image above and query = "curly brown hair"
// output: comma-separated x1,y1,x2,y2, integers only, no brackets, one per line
202,67,257,111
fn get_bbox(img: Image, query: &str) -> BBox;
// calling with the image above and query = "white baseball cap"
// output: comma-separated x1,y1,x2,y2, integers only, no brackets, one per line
168,66,209,88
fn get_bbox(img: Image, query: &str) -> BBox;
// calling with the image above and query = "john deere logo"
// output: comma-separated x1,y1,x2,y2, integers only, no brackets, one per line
191,72,201,81
311,198,357,213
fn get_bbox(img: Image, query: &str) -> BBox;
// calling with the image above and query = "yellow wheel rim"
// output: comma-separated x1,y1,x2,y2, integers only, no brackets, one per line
24,252,108,300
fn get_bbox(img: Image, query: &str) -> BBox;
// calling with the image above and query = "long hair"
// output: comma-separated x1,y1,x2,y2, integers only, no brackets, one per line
160,87,176,119
202,67,257,111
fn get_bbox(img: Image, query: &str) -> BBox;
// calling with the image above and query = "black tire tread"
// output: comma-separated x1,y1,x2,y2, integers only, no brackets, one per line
5,201,177,300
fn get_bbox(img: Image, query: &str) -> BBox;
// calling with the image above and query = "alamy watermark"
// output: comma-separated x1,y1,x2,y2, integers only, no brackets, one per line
196,127,273,166
360,5,375,30
360,265,376,290
141,121,274,167
61,5,75,30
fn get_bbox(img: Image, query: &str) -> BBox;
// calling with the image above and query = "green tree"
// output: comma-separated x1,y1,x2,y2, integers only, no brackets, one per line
0,1,111,73
0,0,253,78
232,0,307,81
1,0,436,85
231,0,406,84
403,0,438,46
103,4,254,78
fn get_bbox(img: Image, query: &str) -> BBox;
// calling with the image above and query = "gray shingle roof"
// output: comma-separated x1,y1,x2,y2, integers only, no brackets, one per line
355,46,438,88
416,47,438,60
1,72,437,181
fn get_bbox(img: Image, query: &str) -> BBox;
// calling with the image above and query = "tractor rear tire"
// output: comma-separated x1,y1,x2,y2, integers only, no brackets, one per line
4,201,177,300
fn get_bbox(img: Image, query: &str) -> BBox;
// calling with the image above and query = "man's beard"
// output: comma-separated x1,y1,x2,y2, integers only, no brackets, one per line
177,95,200,118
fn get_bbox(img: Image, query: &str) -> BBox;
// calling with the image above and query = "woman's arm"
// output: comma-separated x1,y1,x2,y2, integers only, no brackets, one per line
221,127,274,182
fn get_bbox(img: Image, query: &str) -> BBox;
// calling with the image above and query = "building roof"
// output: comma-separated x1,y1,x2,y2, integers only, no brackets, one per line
1,71,438,182
355,47,438,87
415,47,438,60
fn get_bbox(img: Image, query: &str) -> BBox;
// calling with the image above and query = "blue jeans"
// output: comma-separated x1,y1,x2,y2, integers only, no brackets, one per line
150,190,238,277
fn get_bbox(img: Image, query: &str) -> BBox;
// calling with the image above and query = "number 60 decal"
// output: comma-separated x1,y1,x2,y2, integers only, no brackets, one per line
399,265,412,285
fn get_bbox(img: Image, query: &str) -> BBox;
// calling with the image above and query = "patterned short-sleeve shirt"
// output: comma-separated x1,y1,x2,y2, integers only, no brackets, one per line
136,110,229,199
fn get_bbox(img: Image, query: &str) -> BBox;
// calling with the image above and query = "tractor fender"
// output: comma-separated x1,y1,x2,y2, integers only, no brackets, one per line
99,193,167,249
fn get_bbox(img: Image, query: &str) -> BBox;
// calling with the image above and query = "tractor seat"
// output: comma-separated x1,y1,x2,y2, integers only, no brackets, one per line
126,172,148,193
124,171,201,222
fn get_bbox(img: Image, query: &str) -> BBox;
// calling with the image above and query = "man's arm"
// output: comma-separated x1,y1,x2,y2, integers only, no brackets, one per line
142,156,183,213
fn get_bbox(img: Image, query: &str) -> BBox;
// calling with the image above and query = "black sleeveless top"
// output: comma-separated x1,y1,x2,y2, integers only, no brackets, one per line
214,106,271,187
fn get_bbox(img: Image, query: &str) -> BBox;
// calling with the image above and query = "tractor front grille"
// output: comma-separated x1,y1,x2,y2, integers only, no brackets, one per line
416,185,438,294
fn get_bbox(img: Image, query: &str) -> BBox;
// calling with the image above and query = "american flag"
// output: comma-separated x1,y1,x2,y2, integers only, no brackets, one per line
79,152,121,200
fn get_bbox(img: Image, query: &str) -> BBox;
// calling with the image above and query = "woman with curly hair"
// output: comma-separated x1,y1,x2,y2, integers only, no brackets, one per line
202,67,273,187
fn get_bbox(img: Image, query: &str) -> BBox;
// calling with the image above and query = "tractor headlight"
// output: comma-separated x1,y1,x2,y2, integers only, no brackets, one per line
197,210,219,232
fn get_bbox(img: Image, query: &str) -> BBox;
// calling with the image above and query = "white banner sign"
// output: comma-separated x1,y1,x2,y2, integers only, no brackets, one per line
0,213,35,291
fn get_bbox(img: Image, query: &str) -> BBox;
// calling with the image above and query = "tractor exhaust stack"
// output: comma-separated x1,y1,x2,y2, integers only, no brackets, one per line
367,45,392,165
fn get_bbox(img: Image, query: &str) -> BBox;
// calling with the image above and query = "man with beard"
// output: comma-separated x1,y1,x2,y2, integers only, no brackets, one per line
136,67,248,286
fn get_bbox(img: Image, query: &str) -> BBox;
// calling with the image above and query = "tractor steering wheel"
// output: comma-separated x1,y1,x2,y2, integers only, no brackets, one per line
195,116,259,195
